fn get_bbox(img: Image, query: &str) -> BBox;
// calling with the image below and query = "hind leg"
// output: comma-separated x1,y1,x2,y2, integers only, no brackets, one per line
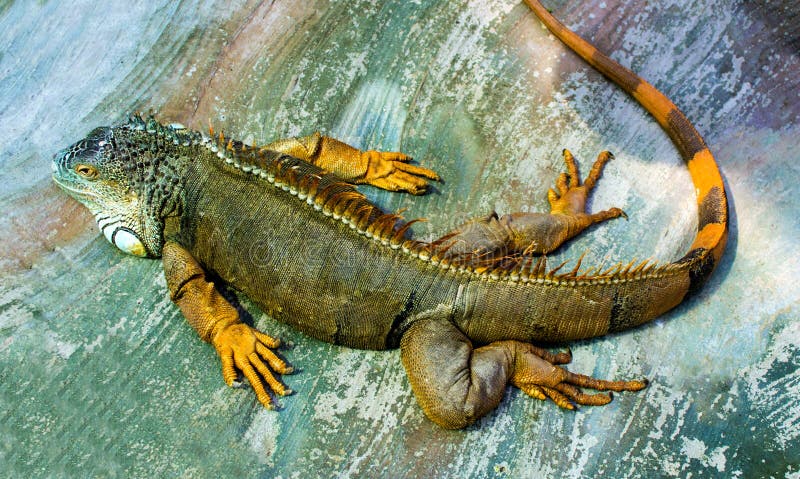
262,133,439,194
437,211,515,259
436,150,625,258
506,149,626,253
400,316,647,429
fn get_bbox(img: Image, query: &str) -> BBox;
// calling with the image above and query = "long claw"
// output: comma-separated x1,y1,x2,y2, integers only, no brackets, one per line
526,345,572,365
562,149,580,188
556,172,569,195
382,152,412,162
212,323,294,409
547,188,560,206
584,150,614,191
393,169,429,191
236,355,275,409
361,150,441,194
219,348,237,386
511,343,646,410
253,330,280,348
249,353,289,396
555,383,613,406
565,369,647,392
540,386,574,410
519,384,547,401
256,342,293,374
394,161,440,180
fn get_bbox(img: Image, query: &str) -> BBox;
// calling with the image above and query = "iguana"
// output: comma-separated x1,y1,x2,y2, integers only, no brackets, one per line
51,0,727,429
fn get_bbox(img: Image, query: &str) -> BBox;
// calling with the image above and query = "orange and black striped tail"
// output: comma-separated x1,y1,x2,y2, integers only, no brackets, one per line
524,0,728,296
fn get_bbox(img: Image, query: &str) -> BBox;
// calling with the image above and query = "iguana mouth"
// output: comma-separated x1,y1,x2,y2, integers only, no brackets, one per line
52,175,101,200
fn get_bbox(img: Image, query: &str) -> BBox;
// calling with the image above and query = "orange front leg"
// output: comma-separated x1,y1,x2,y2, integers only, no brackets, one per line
263,133,440,194
162,241,293,409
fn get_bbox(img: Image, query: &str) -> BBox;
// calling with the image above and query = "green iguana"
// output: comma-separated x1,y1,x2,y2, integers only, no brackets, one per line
52,1,728,429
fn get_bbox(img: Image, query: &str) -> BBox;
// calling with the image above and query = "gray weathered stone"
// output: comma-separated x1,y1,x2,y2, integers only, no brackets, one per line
1,0,797,477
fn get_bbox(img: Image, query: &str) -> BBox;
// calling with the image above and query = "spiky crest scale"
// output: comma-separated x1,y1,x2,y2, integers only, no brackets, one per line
130,114,691,286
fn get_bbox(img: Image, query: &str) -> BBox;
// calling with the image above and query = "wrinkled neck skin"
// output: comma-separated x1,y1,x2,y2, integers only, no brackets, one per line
107,125,196,258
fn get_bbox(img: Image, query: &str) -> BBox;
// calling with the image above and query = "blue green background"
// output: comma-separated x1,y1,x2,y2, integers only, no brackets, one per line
1,1,797,477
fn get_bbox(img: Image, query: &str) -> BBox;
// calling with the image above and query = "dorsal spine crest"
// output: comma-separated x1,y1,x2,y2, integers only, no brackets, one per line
134,115,687,286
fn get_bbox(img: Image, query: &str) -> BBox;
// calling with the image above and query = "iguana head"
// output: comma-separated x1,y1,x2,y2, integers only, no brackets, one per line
52,118,187,258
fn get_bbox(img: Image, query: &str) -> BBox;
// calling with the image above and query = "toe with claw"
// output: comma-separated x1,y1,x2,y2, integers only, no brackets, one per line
212,323,294,409
511,343,647,410
359,150,440,195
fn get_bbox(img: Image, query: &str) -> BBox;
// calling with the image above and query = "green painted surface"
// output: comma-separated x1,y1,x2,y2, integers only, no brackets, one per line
1,0,798,477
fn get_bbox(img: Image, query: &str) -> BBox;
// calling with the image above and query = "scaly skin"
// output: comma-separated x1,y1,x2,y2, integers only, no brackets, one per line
51,1,727,428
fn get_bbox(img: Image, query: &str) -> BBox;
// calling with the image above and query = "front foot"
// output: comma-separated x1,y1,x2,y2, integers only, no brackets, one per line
511,343,647,410
212,323,294,409
358,150,440,195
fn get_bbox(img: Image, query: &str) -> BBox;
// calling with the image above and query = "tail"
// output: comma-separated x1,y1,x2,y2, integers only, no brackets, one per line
524,0,728,297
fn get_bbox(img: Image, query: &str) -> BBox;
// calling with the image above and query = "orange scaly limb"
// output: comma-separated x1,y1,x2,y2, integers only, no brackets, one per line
261,133,439,194
162,242,293,409
547,149,624,219
400,318,647,429
510,342,646,410
439,148,627,260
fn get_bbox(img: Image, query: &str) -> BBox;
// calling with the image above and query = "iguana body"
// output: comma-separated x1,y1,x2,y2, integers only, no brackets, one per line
52,1,727,429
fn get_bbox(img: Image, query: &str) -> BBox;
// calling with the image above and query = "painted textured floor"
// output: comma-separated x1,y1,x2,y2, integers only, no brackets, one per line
1,0,798,477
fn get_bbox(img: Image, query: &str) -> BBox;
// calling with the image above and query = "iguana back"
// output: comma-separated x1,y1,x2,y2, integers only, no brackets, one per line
175,151,456,350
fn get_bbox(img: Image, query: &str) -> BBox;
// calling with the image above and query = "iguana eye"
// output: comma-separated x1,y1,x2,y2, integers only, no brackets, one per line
74,164,99,179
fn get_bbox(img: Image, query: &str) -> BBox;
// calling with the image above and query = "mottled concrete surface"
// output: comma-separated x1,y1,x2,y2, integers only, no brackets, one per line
1,0,798,477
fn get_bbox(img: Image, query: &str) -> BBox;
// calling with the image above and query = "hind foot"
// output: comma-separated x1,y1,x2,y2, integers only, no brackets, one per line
512,343,647,409
547,149,626,221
